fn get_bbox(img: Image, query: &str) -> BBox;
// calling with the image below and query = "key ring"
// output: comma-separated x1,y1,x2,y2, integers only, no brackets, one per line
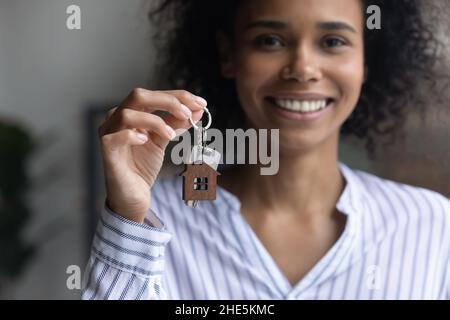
189,107,212,131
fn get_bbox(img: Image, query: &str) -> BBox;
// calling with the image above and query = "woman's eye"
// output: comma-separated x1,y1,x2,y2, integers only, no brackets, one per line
254,35,285,49
323,37,347,49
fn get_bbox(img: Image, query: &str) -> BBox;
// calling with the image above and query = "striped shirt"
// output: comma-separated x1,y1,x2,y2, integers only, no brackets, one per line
81,162,450,300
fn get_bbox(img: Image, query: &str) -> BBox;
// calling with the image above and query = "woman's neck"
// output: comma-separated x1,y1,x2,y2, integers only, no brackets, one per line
219,136,345,220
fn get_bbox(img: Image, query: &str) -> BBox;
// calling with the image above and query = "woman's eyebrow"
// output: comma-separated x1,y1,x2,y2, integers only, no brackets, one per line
316,21,357,33
244,20,288,30
244,20,357,34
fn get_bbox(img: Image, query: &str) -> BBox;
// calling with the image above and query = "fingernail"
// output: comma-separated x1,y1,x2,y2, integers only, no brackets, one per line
136,133,148,142
166,125,177,140
194,96,208,108
180,104,192,119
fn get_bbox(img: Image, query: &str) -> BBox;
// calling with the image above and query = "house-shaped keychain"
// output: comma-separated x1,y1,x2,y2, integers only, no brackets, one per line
181,163,221,201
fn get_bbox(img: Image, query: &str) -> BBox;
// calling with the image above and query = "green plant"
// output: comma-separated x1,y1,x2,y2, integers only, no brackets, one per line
0,119,36,294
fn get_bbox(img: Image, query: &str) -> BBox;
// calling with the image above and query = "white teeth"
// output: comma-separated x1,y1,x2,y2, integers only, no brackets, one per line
273,99,328,113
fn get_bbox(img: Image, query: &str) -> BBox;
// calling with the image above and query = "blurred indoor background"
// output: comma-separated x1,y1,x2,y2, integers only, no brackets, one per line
0,0,448,299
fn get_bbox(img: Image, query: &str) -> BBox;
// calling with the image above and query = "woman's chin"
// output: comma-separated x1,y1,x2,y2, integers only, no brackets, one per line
277,130,335,156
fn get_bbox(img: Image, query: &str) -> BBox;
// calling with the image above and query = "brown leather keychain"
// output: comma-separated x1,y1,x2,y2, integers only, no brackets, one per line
180,107,221,208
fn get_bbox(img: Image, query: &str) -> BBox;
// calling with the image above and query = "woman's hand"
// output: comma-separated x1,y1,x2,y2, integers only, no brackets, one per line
98,88,206,223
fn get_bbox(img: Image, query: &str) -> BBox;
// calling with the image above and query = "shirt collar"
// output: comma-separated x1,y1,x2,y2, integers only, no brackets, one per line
214,162,366,218
336,161,366,217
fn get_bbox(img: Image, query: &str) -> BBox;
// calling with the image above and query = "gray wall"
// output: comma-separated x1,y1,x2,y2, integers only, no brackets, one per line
0,0,154,299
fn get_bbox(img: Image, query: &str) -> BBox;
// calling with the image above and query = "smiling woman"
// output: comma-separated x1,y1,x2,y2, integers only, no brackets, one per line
81,0,450,300
150,0,445,158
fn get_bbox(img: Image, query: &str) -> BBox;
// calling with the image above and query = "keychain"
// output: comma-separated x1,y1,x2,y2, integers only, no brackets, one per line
180,107,222,208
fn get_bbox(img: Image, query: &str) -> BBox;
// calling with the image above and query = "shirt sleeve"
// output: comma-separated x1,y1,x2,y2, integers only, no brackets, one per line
81,204,172,300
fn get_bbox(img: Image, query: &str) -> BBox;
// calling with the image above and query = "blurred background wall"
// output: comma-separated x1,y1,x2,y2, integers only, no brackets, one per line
0,0,155,299
0,0,448,299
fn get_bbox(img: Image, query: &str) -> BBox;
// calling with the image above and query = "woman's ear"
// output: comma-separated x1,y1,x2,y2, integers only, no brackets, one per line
216,31,236,79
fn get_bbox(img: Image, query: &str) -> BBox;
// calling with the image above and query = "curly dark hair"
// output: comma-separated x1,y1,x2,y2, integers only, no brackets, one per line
149,0,447,159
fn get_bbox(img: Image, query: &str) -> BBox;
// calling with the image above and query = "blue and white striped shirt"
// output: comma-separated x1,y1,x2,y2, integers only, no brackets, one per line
81,162,450,300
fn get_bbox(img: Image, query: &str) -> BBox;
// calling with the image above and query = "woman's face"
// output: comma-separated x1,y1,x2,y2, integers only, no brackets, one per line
220,0,365,154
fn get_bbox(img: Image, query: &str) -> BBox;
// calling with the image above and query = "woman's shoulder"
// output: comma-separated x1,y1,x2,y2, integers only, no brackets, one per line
342,163,450,231
341,164,450,262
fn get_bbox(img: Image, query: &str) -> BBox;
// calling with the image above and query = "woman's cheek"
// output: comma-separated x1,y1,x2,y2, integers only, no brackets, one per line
331,57,364,105
235,53,278,108
237,53,277,86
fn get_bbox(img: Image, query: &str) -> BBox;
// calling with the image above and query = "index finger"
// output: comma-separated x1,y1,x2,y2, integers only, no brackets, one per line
119,89,193,121
159,90,208,110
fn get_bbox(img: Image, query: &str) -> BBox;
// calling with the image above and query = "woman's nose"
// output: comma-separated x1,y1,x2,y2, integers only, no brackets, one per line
281,45,323,83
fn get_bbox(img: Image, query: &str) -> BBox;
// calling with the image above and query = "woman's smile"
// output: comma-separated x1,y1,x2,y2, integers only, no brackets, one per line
264,93,335,122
